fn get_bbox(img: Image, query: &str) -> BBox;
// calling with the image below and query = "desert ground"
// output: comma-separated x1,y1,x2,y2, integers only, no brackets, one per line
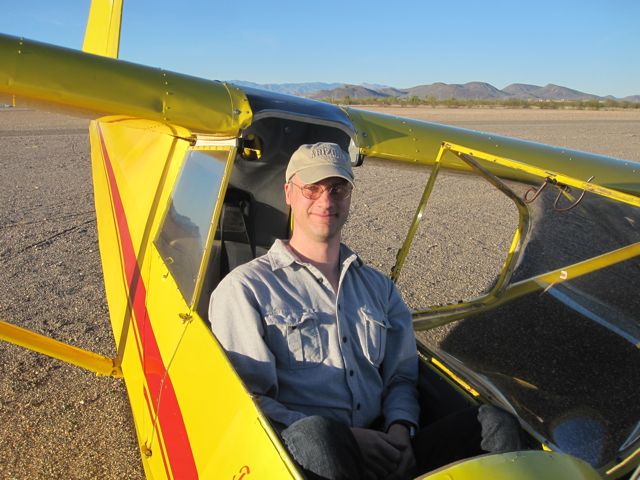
1,106,639,478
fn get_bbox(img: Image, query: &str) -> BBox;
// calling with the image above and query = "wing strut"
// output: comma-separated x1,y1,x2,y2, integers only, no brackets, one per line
0,319,122,377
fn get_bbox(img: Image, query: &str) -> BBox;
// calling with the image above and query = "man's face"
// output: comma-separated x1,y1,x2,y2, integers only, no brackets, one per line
284,175,352,244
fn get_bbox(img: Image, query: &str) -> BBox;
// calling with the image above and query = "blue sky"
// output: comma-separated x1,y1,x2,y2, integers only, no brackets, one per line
2,1,639,98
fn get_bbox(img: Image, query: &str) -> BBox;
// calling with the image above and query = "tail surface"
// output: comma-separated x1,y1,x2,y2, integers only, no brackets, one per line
82,0,123,58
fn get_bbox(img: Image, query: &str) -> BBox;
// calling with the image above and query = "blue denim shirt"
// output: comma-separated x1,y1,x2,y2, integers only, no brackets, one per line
209,239,419,430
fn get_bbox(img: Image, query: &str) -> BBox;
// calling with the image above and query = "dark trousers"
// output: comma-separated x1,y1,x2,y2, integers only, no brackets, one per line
279,406,485,480
411,406,484,475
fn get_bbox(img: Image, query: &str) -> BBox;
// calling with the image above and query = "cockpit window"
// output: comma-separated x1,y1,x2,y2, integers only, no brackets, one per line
344,153,521,312
411,144,640,470
155,149,230,305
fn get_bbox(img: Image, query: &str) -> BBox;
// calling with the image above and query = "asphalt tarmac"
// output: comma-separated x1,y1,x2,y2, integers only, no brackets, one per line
1,107,639,478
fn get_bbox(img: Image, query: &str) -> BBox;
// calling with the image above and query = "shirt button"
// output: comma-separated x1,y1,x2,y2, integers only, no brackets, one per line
342,336,348,343
356,403,361,410
349,370,354,376
337,304,341,311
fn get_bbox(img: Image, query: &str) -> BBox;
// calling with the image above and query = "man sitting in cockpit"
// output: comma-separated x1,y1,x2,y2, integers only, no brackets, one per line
210,142,522,479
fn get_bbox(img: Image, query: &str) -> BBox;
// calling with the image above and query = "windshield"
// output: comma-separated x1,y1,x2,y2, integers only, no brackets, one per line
420,185,640,470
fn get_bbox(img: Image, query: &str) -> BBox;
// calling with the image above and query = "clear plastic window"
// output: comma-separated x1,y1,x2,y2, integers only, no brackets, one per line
155,149,229,304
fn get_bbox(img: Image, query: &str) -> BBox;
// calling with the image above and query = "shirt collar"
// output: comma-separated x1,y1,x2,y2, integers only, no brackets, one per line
268,239,362,271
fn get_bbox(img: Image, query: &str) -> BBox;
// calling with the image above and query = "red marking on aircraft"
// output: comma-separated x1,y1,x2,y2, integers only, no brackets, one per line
99,125,198,479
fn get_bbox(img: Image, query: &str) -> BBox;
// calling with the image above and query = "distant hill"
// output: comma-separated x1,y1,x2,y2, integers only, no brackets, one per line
310,84,390,100
502,83,600,101
376,86,409,97
229,80,639,103
361,82,395,91
534,84,599,101
502,83,545,99
406,82,508,100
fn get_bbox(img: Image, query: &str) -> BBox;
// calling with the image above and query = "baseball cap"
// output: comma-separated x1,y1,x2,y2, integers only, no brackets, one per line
286,142,354,185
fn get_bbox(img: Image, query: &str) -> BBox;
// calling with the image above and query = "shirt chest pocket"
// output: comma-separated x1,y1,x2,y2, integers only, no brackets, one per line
263,311,325,369
357,307,390,367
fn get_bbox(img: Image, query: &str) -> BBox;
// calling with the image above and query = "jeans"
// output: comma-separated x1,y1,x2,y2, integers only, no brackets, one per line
280,416,366,480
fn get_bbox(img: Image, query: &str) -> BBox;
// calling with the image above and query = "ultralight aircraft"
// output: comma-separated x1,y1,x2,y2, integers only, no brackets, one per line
1,0,639,478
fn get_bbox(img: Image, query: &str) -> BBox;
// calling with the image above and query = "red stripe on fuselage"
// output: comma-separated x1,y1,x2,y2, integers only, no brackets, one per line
97,126,198,479
96,138,145,369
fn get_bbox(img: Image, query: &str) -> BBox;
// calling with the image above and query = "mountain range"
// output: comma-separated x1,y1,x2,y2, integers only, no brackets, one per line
231,80,640,103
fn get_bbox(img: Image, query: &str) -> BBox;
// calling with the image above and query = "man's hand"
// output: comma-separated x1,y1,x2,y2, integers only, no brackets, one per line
385,424,415,480
351,426,415,479
351,427,401,479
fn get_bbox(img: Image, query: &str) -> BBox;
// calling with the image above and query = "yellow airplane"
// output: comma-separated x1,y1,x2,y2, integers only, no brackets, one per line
1,1,639,478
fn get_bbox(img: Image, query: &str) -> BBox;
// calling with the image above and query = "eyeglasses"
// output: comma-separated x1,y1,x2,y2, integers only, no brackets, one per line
290,181,353,201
